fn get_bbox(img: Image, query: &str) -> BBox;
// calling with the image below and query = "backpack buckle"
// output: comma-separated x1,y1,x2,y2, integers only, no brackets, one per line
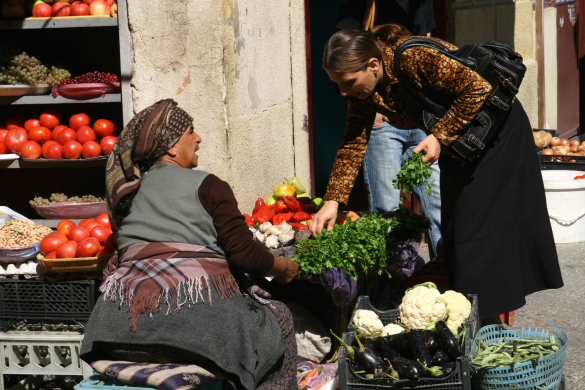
492,70,519,94
488,95,510,111
463,134,485,149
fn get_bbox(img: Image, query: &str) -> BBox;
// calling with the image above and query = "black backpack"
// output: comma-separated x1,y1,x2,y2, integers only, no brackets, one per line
394,38,526,162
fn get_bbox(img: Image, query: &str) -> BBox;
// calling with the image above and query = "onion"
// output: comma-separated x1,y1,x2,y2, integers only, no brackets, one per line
542,149,554,155
560,138,569,146
569,146,579,153
551,137,561,146
109,2,116,16
89,0,109,14
82,0,93,4
569,158,577,163
571,140,580,147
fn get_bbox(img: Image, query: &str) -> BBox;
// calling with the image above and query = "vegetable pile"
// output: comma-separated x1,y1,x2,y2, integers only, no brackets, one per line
471,335,561,369
0,219,53,248
336,283,472,382
540,135,585,163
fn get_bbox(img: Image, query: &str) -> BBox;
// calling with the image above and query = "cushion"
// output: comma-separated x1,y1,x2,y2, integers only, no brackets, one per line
91,360,216,390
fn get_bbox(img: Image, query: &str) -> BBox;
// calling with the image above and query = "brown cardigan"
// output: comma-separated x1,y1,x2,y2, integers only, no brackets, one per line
324,36,493,206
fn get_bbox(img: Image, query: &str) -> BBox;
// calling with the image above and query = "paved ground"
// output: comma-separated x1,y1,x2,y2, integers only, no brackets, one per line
418,240,583,389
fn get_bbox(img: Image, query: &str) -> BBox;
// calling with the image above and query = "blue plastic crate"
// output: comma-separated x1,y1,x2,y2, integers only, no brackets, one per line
470,325,568,390
75,373,223,390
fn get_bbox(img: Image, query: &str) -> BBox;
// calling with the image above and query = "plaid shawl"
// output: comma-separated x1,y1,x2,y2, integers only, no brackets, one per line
101,242,241,331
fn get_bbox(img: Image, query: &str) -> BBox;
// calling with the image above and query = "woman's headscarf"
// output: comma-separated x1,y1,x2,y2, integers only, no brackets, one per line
105,99,193,230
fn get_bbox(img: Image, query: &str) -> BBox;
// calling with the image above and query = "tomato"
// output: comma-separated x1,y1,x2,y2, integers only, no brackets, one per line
62,140,83,159
28,126,52,142
56,241,78,259
6,116,25,129
69,113,90,131
56,128,77,145
79,218,95,227
19,141,42,159
105,232,118,252
24,119,40,131
76,237,100,257
45,251,57,259
0,130,7,142
52,125,68,140
84,221,101,232
0,141,6,154
96,245,112,257
39,109,61,129
93,119,115,137
82,141,101,158
41,140,57,157
76,126,96,144
99,136,117,155
57,219,76,236
90,225,110,244
44,143,63,159
4,128,28,153
95,212,110,227
40,232,68,255
68,226,90,242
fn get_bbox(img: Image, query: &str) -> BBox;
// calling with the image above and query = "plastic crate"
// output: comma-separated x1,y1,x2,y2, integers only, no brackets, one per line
0,279,98,331
470,325,568,390
0,330,92,390
539,153,585,171
75,373,224,390
340,295,478,390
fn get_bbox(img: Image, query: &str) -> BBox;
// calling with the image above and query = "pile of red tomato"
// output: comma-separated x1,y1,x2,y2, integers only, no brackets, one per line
39,213,118,259
0,109,118,160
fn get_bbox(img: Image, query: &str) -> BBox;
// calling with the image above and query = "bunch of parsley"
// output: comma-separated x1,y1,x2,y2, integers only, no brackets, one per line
392,152,433,199
293,213,399,279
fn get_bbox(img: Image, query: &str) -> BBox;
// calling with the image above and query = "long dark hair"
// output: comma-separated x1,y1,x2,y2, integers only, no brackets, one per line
323,24,412,73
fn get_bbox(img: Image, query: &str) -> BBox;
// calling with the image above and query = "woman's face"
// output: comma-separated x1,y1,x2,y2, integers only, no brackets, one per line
171,125,202,168
327,58,382,99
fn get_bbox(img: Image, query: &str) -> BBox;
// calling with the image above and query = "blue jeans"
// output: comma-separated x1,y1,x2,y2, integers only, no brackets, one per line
363,122,442,259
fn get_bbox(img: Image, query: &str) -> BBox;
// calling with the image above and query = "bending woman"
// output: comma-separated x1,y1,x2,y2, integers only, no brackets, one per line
310,25,563,323
81,99,299,390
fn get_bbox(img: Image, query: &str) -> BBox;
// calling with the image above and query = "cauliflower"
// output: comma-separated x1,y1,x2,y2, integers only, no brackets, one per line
442,290,471,329
381,323,404,336
255,231,266,243
352,309,384,332
279,223,293,233
267,225,283,236
259,222,272,233
264,235,279,248
278,231,294,243
399,282,448,329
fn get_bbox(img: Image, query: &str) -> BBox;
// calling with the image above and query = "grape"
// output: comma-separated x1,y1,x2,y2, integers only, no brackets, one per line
0,44,71,86
30,193,104,208
59,71,119,85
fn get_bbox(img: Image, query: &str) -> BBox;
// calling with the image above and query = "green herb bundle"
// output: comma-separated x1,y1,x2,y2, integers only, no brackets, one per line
392,152,433,199
293,213,399,279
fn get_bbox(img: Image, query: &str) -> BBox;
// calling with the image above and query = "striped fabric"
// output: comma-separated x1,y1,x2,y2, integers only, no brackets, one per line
91,360,216,390
101,242,241,331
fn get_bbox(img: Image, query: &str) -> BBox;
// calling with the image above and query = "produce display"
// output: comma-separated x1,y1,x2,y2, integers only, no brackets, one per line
39,213,117,259
0,43,70,86
335,283,471,381
0,219,53,248
0,110,118,159
29,193,105,208
539,135,585,162
59,71,119,85
28,0,118,18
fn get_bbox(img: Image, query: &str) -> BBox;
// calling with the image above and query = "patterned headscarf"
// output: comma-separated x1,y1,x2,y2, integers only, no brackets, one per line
105,99,193,230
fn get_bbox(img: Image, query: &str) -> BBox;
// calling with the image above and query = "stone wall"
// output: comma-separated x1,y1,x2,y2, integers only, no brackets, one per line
125,0,310,213
451,0,538,127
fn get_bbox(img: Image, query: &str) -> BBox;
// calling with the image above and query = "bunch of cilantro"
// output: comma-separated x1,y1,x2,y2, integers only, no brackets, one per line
293,213,399,279
392,152,433,200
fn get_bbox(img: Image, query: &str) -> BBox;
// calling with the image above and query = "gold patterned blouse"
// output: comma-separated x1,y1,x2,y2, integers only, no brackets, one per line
324,36,493,206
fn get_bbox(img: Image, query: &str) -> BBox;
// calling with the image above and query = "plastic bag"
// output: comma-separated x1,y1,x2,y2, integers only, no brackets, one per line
51,82,120,99
302,267,359,308
386,240,420,278
297,361,338,390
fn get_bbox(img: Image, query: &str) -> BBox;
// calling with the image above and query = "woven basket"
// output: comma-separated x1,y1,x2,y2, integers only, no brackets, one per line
470,325,568,390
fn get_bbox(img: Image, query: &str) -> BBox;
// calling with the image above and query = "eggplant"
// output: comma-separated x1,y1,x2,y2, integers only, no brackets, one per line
375,337,421,380
381,333,413,358
331,331,388,378
406,330,432,368
431,350,450,366
435,321,462,359
422,330,440,354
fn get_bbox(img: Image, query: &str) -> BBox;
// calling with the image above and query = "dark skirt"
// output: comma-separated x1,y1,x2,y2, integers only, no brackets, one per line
439,100,563,320
80,286,296,390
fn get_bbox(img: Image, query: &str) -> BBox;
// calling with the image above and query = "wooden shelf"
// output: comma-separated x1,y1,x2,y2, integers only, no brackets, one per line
0,17,118,30
0,158,107,169
0,93,121,105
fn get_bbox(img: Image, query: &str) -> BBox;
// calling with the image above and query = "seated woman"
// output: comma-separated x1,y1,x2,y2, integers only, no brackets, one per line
80,99,299,390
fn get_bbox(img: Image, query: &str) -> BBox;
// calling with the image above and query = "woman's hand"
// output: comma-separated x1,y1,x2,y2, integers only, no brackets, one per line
373,112,388,127
413,134,441,164
266,256,299,284
310,200,339,236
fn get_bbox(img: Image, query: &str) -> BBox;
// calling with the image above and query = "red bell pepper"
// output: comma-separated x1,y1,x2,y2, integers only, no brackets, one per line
273,214,287,225
290,222,309,231
252,198,266,215
282,196,302,213
252,205,275,224
243,214,256,226
302,203,316,214
274,200,289,214
291,211,311,223
280,212,295,222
